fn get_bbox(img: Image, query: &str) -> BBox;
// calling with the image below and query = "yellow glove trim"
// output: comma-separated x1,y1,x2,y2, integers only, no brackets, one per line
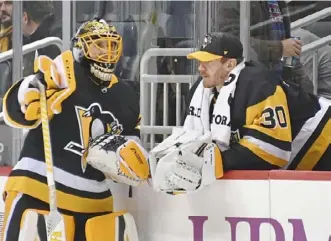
119,140,150,180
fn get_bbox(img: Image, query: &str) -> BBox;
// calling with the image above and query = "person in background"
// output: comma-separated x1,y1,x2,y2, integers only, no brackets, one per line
22,0,62,76
0,0,12,52
292,27,331,99
216,0,313,93
0,0,12,112
0,1,62,111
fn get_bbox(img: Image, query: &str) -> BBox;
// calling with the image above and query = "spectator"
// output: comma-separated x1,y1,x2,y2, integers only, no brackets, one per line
0,1,62,111
0,0,12,52
0,0,12,112
22,0,62,76
216,1,313,93
292,27,331,99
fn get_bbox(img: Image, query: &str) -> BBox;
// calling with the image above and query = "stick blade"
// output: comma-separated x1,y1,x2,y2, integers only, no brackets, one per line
46,211,66,241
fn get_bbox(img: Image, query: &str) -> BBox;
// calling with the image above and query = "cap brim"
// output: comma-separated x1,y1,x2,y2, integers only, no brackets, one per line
187,51,223,62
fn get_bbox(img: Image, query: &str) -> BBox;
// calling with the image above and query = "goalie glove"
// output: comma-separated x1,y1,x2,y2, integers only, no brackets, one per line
86,133,150,187
149,127,224,193
17,52,76,121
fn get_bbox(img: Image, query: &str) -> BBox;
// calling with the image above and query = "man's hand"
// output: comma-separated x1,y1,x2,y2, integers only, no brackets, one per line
281,38,302,57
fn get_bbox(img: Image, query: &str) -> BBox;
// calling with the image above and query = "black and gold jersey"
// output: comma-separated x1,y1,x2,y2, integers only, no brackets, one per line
186,61,293,171
2,51,140,213
281,80,331,171
187,61,331,172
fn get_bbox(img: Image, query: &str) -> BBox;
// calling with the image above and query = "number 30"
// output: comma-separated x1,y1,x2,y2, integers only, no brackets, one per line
261,106,287,128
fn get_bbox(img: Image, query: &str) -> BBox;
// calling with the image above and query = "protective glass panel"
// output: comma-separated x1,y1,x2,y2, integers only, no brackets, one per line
0,0,63,166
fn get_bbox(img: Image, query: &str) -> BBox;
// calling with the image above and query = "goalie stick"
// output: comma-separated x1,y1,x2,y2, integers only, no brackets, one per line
37,68,66,240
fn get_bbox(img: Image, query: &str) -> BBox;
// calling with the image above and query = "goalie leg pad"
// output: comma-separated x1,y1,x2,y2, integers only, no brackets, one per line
20,209,75,241
1,191,75,241
85,211,139,241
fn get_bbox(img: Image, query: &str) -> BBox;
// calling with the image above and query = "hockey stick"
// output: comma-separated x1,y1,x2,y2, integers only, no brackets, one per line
37,77,66,241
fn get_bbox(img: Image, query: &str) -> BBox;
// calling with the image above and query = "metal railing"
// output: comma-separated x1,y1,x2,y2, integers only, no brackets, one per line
139,47,198,150
301,35,331,95
0,37,63,62
0,37,63,123
250,7,331,32
291,7,331,31
0,37,63,166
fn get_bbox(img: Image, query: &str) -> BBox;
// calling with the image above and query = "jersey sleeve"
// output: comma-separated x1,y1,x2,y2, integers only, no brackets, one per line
220,84,292,173
120,80,141,140
128,114,141,139
2,79,40,129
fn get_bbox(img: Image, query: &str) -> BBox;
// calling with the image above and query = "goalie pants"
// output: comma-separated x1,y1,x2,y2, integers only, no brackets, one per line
1,191,110,241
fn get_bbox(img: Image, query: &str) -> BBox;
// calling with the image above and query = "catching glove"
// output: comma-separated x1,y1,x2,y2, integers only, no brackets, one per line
86,133,150,187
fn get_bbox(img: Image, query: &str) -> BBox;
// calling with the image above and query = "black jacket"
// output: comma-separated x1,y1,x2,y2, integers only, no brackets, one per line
216,1,313,93
23,14,62,77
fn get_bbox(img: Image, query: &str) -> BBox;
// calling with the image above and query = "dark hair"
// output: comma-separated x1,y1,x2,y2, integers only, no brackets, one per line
23,1,54,23
235,57,244,65
221,57,244,66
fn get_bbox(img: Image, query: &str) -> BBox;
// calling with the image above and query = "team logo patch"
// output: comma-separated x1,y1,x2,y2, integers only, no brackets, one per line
64,103,123,172
230,129,241,144
202,35,212,49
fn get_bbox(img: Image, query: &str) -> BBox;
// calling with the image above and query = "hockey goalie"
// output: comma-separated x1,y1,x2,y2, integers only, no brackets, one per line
1,18,149,241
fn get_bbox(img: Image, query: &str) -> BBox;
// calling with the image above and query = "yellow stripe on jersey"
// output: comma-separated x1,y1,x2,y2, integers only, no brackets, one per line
135,114,142,130
240,139,288,167
214,145,224,178
296,119,331,170
5,176,113,213
245,86,292,142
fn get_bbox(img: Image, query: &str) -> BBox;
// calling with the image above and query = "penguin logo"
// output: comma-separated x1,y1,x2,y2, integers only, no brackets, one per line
202,35,212,49
64,103,123,172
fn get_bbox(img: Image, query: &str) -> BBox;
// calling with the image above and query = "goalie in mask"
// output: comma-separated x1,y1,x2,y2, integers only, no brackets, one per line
1,18,148,241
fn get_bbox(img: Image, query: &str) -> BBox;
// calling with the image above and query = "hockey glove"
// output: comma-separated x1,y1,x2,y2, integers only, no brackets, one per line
86,133,150,187
149,127,224,193
17,51,76,121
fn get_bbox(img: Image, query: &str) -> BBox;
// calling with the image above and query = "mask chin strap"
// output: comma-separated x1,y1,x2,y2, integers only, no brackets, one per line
89,73,111,88
89,70,119,93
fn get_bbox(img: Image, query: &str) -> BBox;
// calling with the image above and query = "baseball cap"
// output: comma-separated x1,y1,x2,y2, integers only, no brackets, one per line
187,32,243,62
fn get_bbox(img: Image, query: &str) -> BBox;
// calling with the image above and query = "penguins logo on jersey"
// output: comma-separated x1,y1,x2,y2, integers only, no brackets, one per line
202,34,212,49
64,103,123,172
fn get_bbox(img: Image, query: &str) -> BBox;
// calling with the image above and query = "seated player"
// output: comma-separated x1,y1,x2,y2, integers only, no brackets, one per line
149,32,331,194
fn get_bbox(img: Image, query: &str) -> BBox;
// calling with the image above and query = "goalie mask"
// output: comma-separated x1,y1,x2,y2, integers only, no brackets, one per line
71,19,122,85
